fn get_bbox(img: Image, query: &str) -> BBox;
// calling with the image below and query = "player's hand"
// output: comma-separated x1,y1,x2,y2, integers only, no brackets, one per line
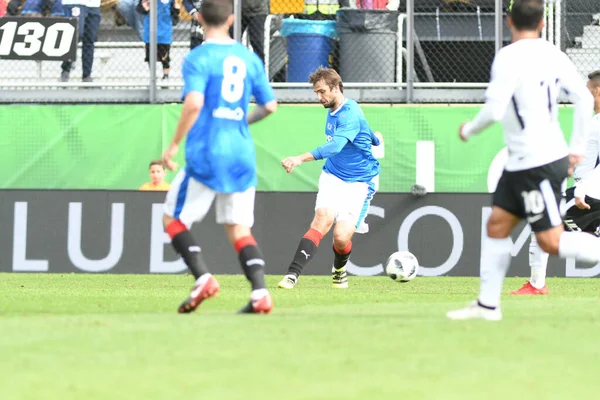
568,154,583,177
458,122,468,142
374,131,383,145
162,143,179,172
281,156,302,173
575,196,591,210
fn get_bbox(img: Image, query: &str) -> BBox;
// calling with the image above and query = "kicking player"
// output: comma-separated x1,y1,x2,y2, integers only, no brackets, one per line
511,70,600,295
161,0,278,314
277,67,382,289
447,0,600,321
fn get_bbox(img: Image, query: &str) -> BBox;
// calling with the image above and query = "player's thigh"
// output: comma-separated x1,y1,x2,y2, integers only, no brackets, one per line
524,157,569,234
336,179,375,229
163,169,216,228
215,186,255,228
314,171,348,220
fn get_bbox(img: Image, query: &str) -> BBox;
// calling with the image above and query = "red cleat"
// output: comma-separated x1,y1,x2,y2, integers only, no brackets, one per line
178,274,220,313
510,281,549,295
238,294,274,314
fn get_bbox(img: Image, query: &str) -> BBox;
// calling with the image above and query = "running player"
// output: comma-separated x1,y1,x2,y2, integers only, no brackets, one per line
446,0,600,321
161,0,277,314
511,70,600,295
277,67,382,289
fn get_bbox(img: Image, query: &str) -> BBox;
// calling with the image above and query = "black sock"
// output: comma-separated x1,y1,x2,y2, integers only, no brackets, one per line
171,231,209,280
333,246,351,269
288,238,319,277
239,245,266,291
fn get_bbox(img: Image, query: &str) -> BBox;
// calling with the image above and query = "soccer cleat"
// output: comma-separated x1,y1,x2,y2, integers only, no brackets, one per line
178,274,220,314
278,274,298,289
446,301,502,321
237,293,273,314
332,266,348,289
510,281,549,295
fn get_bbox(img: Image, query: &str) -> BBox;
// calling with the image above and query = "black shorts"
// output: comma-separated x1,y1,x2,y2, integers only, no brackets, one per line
562,187,600,234
493,156,568,232
145,44,171,68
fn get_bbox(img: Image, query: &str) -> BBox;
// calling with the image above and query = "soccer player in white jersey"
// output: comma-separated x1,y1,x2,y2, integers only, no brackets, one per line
511,70,600,295
277,67,383,289
161,0,277,314
446,0,600,321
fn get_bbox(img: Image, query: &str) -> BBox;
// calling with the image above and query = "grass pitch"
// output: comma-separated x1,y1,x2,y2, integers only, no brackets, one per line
1,274,600,400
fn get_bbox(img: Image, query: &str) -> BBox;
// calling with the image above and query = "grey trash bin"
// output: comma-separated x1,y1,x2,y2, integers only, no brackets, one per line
336,9,399,83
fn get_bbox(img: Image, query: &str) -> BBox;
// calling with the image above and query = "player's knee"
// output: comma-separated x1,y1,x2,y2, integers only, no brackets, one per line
486,214,512,238
311,209,334,233
535,232,561,256
333,225,353,249
163,214,175,229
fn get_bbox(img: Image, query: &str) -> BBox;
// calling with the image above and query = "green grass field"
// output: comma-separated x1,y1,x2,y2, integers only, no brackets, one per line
1,274,600,400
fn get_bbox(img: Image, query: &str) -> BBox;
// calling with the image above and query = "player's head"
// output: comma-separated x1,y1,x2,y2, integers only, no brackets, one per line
149,160,166,184
309,67,344,109
199,0,234,30
507,0,544,33
587,70,600,104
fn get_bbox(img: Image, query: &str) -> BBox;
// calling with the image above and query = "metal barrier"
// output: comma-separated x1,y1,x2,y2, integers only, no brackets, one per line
1,0,599,103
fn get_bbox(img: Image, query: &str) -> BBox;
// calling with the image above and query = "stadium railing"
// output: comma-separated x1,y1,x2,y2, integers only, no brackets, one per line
0,0,599,104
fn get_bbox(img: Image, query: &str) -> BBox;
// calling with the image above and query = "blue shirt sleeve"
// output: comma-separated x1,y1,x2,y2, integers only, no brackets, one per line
251,54,276,105
334,111,360,142
370,129,381,146
310,136,349,160
181,55,208,100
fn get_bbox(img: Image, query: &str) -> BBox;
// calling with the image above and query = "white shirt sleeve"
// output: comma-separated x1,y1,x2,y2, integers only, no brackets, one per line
574,119,600,183
559,53,594,156
462,50,518,138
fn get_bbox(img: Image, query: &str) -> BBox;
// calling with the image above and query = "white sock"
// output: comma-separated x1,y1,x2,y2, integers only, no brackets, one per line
478,236,512,309
529,233,549,289
195,273,212,286
251,288,269,300
559,231,600,263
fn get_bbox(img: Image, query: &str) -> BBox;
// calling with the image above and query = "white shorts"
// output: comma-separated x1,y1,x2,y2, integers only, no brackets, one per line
163,169,255,228
315,171,378,228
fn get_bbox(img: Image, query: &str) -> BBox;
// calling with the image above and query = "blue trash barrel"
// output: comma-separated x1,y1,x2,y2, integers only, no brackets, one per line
280,19,337,83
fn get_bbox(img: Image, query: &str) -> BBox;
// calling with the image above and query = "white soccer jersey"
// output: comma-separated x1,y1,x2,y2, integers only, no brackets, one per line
462,38,594,171
573,113,600,199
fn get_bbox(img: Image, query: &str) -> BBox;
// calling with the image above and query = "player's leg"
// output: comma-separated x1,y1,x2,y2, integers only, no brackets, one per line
448,171,522,321
160,44,170,79
328,179,376,288
530,162,600,265
278,172,337,289
510,232,550,295
330,221,354,289
163,170,219,313
216,188,273,314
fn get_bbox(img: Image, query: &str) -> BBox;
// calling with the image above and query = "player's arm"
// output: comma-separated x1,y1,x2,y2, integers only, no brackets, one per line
560,54,594,162
163,58,207,171
460,52,517,140
247,55,278,125
282,113,358,173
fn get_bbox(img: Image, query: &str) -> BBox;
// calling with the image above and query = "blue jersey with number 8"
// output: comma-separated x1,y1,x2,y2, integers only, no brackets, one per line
181,39,275,193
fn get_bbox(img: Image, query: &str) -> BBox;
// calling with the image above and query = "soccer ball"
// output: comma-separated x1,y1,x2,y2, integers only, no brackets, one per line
385,251,419,282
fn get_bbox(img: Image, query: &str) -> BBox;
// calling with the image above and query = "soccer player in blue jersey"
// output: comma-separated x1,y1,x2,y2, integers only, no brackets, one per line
160,0,278,314
278,67,383,289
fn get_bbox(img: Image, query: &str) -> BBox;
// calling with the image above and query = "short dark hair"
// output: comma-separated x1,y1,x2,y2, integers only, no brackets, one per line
509,0,544,31
149,160,165,169
309,67,344,93
588,70,600,88
200,0,233,27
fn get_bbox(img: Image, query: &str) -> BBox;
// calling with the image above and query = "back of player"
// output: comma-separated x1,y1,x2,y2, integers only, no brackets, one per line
160,0,277,315
183,40,270,193
484,38,590,172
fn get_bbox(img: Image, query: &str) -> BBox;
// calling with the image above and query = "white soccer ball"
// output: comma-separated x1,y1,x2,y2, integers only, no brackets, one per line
385,251,419,282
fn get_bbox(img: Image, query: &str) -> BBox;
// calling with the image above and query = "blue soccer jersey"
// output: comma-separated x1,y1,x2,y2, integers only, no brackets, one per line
321,99,381,182
143,0,175,44
181,39,275,193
